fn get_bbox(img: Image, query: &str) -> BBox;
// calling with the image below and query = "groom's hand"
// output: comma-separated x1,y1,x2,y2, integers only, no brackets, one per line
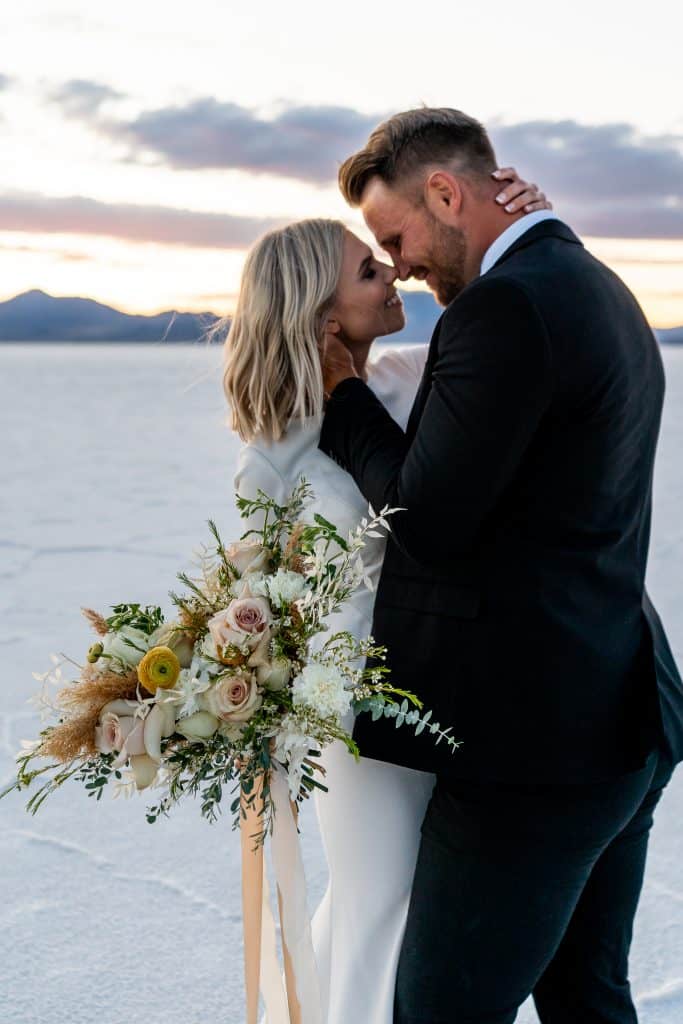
320,332,359,400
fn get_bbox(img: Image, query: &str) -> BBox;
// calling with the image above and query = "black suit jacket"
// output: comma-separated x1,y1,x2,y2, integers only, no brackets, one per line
319,220,683,783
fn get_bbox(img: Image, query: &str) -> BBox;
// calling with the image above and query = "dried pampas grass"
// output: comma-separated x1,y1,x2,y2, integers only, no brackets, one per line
39,665,139,763
81,607,109,636
283,524,306,574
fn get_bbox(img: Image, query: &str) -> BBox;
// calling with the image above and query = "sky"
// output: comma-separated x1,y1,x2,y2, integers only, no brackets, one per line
0,0,682,326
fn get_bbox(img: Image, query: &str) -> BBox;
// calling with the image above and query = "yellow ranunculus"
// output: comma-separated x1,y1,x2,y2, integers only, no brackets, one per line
137,645,181,693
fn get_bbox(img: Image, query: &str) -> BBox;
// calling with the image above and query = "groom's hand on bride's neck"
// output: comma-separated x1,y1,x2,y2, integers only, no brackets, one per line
320,329,359,402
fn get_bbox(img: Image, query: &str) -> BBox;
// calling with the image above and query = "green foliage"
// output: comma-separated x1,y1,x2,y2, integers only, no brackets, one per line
105,603,164,635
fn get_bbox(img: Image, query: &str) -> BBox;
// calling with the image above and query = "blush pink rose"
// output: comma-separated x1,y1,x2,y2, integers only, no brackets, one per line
94,698,176,769
202,673,262,723
226,596,272,635
208,598,273,658
96,703,146,759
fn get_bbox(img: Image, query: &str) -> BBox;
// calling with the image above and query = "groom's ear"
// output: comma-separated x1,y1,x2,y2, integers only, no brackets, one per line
424,171,462,223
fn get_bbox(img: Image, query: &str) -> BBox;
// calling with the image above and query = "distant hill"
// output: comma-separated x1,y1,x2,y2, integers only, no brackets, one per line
0,289,680,346
0,288,441,345
654,326,683,345
0,290,220,342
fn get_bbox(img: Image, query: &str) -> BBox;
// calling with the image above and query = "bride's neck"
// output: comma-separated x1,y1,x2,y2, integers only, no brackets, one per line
348,340,373,381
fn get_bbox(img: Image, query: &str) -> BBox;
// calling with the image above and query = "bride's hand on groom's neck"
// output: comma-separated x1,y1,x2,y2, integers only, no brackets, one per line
492,167,553,214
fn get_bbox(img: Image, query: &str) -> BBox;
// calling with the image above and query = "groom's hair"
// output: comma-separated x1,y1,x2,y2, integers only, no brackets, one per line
339,107,497,205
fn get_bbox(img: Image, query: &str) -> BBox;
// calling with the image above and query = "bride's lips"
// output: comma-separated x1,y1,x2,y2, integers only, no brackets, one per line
384,290,403,310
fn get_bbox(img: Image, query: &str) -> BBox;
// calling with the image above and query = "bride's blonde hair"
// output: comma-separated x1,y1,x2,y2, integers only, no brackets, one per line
223,218,346,442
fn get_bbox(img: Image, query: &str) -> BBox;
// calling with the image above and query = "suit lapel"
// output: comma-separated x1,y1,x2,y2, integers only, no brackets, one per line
406,312,444,438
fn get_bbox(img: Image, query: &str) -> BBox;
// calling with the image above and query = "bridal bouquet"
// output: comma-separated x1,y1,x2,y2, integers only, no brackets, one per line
3,480,459,1024
3,480,457,841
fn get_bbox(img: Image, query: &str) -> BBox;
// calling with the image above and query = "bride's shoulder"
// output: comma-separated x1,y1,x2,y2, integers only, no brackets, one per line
369,343,429,383
235,439,291,497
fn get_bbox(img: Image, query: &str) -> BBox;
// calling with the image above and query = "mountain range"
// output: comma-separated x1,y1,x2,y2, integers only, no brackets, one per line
0,289,681,346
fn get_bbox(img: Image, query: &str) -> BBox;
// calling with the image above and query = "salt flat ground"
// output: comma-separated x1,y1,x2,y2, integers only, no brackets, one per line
1,343,682,1024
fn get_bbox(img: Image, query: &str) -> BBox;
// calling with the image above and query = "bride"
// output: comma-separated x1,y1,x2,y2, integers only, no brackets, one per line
222,173,549,1023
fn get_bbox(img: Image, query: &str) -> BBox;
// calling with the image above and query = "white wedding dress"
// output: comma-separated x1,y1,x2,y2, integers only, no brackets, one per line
234,344,436,1024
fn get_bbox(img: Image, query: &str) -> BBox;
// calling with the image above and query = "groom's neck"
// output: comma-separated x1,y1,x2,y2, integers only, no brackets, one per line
466,204,527,282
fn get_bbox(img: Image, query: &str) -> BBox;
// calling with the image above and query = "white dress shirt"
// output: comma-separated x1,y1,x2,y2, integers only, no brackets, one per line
480,210,559,277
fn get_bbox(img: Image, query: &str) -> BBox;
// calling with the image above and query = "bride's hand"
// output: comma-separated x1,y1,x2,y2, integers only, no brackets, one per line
492,167,552,214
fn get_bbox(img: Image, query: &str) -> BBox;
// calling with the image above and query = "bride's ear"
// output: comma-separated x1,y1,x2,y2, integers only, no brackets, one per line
324,316,342,338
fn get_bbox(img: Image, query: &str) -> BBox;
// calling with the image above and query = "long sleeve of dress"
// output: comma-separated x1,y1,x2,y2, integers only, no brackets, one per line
233,445,290,537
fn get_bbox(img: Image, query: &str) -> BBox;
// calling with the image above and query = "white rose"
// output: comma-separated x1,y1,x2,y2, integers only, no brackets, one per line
225,540,271,576
148,621,195,668
218,720,247,742
99,626,149,670
291,663,352,720
176,710,219,741
256,656,291,691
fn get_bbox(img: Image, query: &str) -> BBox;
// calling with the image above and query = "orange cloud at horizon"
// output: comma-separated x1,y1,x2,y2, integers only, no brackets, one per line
0,231,681,328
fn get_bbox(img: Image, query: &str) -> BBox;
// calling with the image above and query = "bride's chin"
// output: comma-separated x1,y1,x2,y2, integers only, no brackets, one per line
384,310,406,336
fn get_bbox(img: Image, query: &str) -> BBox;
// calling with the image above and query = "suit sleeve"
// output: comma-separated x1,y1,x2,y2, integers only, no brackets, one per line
318,277,553,565
234,446,290,537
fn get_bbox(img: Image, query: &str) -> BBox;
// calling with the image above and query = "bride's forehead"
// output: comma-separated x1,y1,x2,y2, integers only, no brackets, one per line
343,231,372,262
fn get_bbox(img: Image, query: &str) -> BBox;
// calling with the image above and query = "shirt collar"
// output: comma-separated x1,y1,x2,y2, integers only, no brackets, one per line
480,211,560,277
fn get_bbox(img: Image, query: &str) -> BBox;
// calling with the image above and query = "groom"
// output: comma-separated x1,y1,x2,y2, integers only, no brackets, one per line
319,107,683,1023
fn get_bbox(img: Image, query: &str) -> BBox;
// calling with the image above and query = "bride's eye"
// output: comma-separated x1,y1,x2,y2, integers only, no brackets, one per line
363,267,377,280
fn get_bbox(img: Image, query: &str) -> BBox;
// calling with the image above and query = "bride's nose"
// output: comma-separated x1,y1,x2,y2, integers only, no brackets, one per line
381,263,398,284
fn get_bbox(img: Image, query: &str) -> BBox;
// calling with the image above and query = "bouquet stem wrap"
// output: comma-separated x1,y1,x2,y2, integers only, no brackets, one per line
241,767,322,1024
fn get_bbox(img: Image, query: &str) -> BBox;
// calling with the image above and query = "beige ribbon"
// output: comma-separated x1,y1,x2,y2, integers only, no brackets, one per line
240,768,322,1024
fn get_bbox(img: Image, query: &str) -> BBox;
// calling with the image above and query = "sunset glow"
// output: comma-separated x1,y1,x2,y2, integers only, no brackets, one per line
0,1,681,326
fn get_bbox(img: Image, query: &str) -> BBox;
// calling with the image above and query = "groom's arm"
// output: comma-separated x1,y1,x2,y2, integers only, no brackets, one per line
319,277,553,566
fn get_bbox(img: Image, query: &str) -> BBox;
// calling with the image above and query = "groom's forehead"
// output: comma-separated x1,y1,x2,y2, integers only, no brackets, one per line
361,179,412,241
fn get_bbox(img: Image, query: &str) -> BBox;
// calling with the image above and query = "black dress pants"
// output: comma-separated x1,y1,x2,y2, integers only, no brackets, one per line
394,751,673,1024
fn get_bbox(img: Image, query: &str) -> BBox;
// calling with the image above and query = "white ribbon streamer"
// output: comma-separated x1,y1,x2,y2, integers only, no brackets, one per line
270,767,323,1024
259,868,290,1024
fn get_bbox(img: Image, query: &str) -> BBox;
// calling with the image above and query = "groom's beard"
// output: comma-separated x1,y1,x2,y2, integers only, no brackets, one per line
425,218,467,307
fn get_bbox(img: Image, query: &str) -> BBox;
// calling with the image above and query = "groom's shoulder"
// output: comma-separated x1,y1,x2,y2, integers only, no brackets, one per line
441,272,543,336
441,220,593,328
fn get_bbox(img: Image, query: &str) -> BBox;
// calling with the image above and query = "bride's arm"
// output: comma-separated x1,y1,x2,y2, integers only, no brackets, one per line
234,446,290,535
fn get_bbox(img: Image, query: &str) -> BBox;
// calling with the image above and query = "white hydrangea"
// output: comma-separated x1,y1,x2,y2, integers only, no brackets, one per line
291,663,352,720
230,571,265,599
252,568,309,606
